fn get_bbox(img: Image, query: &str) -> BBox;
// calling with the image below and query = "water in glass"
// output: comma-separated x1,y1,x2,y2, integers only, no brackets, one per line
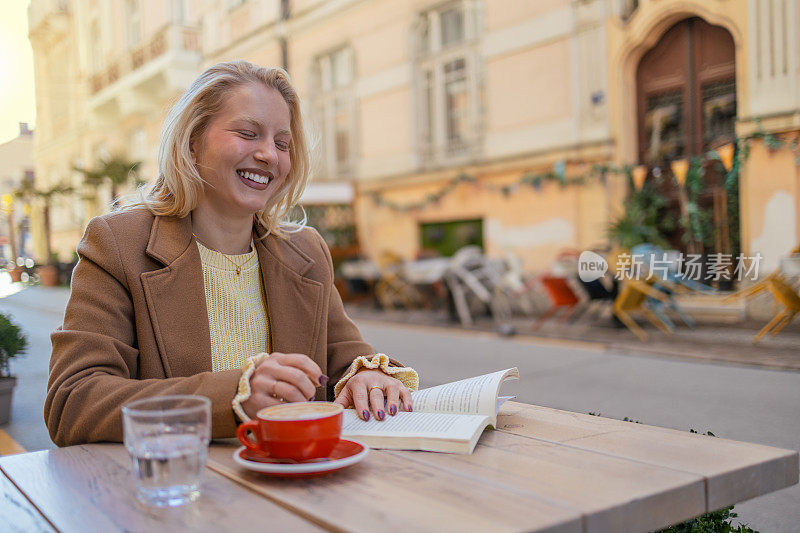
122,395,211,507
129,433,206,507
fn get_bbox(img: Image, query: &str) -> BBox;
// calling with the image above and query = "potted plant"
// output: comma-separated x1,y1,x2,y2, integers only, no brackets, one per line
0,312,27,425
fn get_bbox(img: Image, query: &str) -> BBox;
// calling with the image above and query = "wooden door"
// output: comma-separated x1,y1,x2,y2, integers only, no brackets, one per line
637,17,736,164
635,17,738,257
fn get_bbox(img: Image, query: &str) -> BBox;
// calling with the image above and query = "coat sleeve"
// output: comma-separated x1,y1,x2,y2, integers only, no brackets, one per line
45,217,241,447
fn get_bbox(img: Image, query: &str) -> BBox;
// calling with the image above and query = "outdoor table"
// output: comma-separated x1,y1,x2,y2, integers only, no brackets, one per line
1,402,796,532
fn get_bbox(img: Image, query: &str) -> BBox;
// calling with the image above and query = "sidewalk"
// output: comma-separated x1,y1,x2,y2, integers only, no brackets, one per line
345,301,800,372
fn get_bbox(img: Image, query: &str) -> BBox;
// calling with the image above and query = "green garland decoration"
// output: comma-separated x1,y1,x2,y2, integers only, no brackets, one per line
371,123,800,213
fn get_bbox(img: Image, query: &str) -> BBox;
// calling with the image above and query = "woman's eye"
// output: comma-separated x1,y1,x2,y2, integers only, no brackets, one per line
276,142,290,152
238,130,256,138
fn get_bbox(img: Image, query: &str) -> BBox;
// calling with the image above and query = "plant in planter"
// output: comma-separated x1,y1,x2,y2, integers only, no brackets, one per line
0,312,28,425
607,175,673,249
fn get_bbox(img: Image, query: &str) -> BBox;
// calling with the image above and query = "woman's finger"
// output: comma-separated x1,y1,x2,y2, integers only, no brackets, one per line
333,387,352,408
399,386,413,412
350,381,371,421
384,381,401,416
368,384,387,421
271,378,308,403
265,363,316,400
271,352,326,387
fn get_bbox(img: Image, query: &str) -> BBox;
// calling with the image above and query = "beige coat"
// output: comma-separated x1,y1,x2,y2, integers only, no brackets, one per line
46,209,375,446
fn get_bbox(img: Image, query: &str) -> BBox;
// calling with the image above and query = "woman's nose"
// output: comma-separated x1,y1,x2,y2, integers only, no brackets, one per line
255,140,278,164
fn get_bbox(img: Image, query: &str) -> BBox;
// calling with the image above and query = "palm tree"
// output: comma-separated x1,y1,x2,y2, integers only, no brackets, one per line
75,155,141,205
13,181,74,265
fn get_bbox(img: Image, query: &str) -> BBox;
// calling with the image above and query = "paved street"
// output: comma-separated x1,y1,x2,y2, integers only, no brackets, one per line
1,281,798,531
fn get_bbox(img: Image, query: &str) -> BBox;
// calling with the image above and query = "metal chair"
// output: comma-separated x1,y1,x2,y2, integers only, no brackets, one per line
753,276,800,343
613,279,673,341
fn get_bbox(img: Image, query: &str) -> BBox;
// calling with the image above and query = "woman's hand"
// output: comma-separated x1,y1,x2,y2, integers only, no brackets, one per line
333,369,413,421
241,353,328,420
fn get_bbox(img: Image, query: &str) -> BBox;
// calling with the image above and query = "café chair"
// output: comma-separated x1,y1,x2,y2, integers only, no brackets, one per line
531,276,581,330
613,279,673,341
374,251,421,310
571,278,616,322
753,276,800,344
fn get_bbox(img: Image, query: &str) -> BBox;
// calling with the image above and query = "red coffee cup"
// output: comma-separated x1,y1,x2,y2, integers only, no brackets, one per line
236,402,343,461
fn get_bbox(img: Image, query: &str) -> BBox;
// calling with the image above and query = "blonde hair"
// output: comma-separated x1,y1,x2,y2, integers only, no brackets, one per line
119,60,310,238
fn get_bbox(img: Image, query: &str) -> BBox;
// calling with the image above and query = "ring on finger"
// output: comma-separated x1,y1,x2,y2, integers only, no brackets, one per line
368,385,383,394
271,380,284,402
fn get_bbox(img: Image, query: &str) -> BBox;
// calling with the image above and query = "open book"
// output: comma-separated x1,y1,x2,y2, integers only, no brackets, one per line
341,368,519,454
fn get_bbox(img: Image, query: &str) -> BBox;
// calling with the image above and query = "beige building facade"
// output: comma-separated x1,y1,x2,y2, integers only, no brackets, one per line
27,0,800,275
0,123,35,262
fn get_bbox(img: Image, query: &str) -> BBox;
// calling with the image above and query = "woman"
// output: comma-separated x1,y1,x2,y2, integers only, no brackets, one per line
45,61,417,447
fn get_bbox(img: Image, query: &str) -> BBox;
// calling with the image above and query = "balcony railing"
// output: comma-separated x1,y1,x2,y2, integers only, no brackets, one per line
89,24,201,95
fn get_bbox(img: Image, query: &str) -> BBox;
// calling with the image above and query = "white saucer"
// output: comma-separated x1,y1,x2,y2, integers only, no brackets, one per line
232,439,369,477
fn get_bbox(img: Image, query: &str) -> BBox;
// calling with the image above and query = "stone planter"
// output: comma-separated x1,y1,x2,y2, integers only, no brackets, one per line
0,376,17,425
38,265,60,287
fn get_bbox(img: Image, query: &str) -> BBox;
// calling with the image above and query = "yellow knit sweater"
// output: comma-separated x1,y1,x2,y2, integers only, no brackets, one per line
196,240,270,372
197,239,419,422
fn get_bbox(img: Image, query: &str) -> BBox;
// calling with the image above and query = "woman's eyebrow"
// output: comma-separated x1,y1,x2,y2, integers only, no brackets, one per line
233,117,291,136
232,116,262,128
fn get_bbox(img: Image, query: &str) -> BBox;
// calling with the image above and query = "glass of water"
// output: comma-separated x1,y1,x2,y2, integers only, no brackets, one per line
122,395,211,507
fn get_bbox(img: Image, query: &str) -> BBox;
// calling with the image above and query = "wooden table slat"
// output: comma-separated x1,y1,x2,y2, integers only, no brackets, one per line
390,430,706,533
207,443,584,533
0,467,56,533
496,402,800,511
0,444,323,533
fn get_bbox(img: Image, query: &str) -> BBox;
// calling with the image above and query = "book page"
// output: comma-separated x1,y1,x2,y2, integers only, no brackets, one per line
342,409,489,442
410,368,519,421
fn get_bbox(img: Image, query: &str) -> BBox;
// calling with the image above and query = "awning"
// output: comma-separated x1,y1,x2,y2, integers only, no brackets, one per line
299,181,354,205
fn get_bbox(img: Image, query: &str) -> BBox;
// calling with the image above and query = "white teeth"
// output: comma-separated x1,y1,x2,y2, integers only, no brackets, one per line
237,170,270,184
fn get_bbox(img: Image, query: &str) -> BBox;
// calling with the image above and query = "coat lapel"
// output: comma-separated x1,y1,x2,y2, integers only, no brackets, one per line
254,226,324,360
140,216,212,378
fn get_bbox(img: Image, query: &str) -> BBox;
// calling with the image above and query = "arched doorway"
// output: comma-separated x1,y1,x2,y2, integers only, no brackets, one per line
635,17,739,257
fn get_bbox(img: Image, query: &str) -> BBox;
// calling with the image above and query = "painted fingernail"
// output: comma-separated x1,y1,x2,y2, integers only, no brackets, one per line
362,410,370,421
319,375,329,387
407,404,413,412
308,396,315,401
377,410,385,421
389,405,397,416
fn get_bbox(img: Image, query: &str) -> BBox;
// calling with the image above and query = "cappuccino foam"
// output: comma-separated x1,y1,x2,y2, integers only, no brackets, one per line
259,402,342,421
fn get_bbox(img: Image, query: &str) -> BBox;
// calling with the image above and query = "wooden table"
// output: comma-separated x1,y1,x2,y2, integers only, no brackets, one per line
2,402,797,533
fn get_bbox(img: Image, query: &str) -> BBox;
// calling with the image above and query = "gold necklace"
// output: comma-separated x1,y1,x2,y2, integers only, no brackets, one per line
192,233,253,275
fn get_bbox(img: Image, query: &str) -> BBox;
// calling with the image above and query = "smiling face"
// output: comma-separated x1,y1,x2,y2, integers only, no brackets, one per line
191,82,292,222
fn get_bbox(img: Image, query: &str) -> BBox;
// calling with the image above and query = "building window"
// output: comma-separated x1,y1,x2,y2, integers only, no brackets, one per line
172,0,189,23
420,218,483,257
415,0,483,165
312,47,356,179
305,204,357,252
126,0,141,49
